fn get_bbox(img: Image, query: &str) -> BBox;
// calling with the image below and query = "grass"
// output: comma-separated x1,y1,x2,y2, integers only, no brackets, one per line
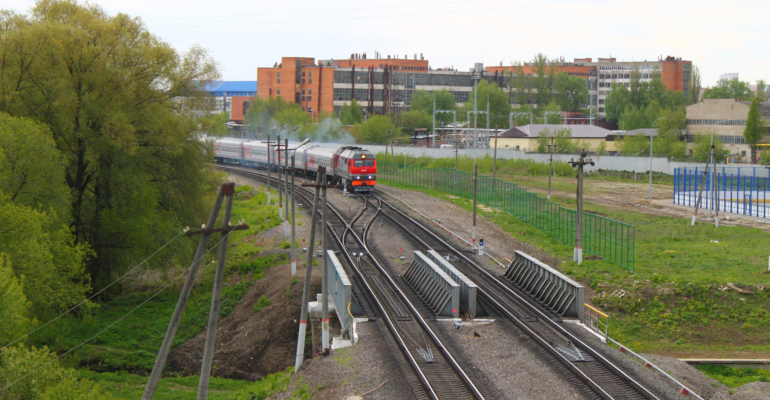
694,364,770,388
31,188,284,374
378,172,770,357
253,295,272,313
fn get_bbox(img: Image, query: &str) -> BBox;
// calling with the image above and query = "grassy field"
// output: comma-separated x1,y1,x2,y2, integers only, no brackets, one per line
379,174,770,358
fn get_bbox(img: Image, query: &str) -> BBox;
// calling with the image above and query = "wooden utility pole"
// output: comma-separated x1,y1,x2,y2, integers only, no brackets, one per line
547,137,556,200
691,165,710,227
568,150,594,265
143,183,248,400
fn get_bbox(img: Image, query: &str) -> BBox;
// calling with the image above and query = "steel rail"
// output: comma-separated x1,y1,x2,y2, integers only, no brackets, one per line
218,165,482,399
373,192,661,400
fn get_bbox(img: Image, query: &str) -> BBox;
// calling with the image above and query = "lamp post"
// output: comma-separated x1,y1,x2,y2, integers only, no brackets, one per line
649,117,666,203
287,138,310,276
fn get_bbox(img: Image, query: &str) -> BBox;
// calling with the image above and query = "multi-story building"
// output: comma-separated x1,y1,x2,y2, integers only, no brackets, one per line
686,98,770,158
255,54,691,121
205,81,257,115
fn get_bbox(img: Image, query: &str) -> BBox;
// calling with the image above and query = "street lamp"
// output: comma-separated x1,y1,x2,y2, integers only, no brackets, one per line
649,117,666,203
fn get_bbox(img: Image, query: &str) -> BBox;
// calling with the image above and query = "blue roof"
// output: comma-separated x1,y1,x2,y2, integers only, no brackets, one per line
206,81,257,96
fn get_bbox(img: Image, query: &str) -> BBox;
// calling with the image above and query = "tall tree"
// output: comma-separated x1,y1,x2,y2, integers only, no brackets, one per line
744,97,765,163
756,80,769,101
399,110,431,137
356,115,396,144
338,99,364,125
0,0,221,289
460,79,511,128
688,65,702,104
410,90,456,127
703,77,754,100
553,72,588,111
531,53,557,106
508,61,531,107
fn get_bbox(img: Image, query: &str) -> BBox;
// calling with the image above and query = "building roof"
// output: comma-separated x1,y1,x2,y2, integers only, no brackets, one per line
206,81,257,96
739,101,770,114
499,124,611,139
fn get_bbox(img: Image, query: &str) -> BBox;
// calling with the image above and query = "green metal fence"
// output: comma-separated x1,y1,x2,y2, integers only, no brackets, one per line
378,161,635,271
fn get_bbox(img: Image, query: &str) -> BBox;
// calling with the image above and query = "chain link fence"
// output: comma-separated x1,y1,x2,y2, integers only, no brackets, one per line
378,161,635,271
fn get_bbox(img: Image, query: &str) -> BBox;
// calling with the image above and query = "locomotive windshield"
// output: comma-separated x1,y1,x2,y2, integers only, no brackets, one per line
353,160,375,167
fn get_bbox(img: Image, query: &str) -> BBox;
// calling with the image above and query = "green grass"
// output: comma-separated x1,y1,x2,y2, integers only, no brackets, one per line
378,176,770,354
31,189,284,374
253,295,272,313
694,364,770,388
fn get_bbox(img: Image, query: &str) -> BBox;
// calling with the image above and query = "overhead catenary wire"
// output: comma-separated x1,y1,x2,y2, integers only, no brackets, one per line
0,230,234,394
150,0,597,29
0,229,188,351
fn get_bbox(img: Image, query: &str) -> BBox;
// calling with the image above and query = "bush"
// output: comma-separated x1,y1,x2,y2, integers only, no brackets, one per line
234,185,253,194
253,295,272,313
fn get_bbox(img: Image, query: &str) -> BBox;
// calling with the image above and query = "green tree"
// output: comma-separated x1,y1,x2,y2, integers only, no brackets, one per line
410,90,456,127
531,53,557,106
744,97,765,163
508,62,531,107
536,127,577,154
542,101,562,124
692,133,729,162
460,80,511,128
399,110,431,138
688,65,702,104
0,113,69,220
356,115,396,144
0,255,33,347
604,84,631,127
0,0,221,289
338,99,364,125
199,112,231,138
703,77,754,100
553,72,588,111
756,80,769,101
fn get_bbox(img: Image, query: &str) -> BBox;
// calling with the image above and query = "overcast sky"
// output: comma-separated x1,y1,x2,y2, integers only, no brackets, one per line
8,0,769,86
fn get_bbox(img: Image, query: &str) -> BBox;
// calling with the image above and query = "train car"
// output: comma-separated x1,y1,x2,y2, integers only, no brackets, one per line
305,146,336,179
214,138,246,164
242,140,269,168
332,146,377,192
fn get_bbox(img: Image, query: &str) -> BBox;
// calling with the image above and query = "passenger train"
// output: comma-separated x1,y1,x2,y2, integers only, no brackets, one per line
213,138,377,192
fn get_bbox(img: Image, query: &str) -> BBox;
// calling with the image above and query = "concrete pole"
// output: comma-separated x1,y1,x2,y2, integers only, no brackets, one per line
278,139,283,220
432,94,436,148
143,186,225,400
295,168,323,373
649,117,665,203
691,165,711,226
291,155,297,276
473,77,478,147
548,137,555,200
197,192,234,400
285,138,290,237
709,131,714,218
492,130,498,180
267,135,271,206
713,143,719,227
472,164,478,251
321,183,329,354
575,152,584,264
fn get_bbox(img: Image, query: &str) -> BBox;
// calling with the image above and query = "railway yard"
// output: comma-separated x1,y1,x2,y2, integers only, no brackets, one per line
220,165,767,400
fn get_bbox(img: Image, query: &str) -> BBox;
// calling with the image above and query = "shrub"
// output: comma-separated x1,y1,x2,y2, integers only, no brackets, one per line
253,295,272,313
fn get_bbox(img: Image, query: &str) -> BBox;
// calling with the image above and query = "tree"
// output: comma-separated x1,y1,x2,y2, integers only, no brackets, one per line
0,0,221,290
553,72,588,111
0,113,69,220
542,100,562,124
399,110,431,138
0,255,32,347
703,77,754,100
508,61,531,107
460,79,511,128
536,127,577,154
688,65,702,104
604,84,631,127
531,53,557,107
356,115,397,144
691,133,729,162
756,80,769,101
744,97,765,163
338,99,364,125
410,90,456,127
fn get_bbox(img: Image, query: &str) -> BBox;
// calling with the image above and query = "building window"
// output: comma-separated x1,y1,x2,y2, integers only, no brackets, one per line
742,151,747,156
277,89,281,95
277,78,281,84
308,96,312,102
301,78,305,84
309,71,312,77
309,89,312,95
624,74,630,79
302,71,305,77
301,95,305,101
277,72,281,77
309,78,312,84
302,89,305,95
598,99,604,104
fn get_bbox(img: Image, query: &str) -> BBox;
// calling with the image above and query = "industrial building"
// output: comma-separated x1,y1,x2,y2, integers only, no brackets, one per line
686,98,770,158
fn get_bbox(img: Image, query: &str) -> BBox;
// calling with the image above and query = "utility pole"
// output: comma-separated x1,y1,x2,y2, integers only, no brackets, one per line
569,150,594,265
290,155,297,276
197,190,235,400
472,164,478,252
266,134,271,206
277,136,283,219
295,168,324,373
649,117,666,203
143,183,248,400
284,138,290,237
713,143,720,227
492,125,499,179
547,136,556,200
432,94,436,148
691,164,711,227
321,179,330,355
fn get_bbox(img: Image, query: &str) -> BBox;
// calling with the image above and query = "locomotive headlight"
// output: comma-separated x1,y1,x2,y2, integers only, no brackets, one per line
357,176,361,179
369,175,372,179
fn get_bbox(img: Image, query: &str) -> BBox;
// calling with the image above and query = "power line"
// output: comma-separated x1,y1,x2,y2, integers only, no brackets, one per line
1,229,187,351
0,230,232,394
148,0,494,21
150,0,598,29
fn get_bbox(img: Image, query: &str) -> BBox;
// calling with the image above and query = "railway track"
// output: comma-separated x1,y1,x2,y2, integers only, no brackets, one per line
219,165,486,400
369,190,665,400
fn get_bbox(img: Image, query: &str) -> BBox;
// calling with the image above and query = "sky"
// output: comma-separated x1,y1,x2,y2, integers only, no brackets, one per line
8,0,769,87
